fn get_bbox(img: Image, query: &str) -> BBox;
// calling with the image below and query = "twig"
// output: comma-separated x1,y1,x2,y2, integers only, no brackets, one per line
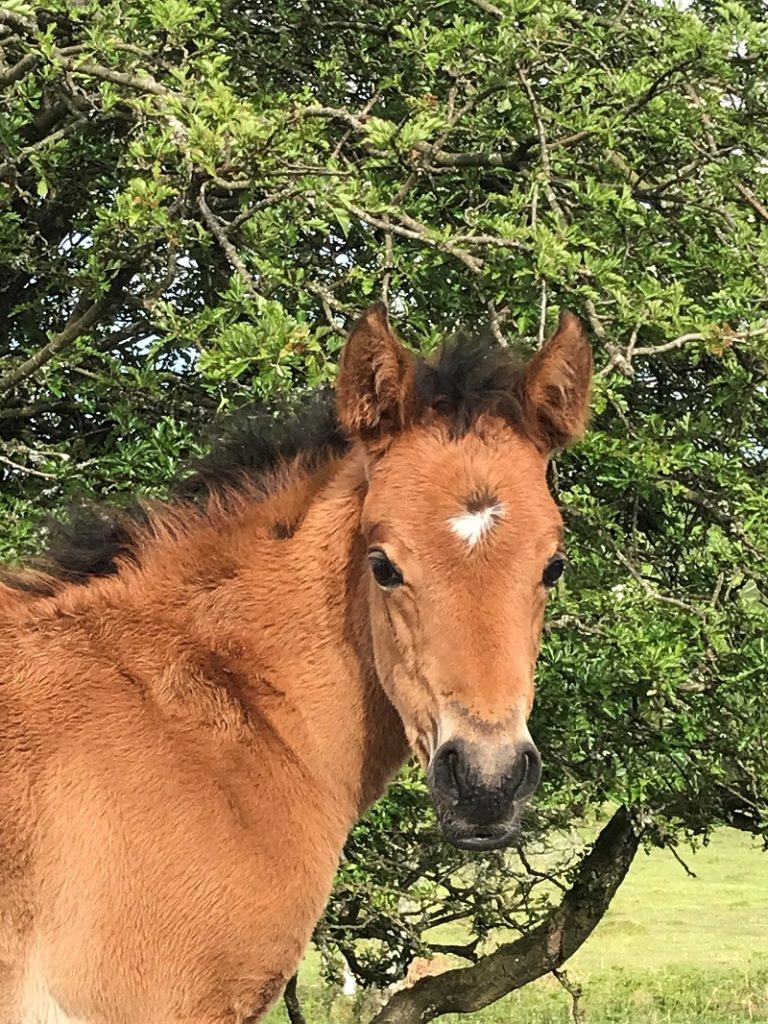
306,281,346,336
450,233,525,250
518,847,568,892
345,203,484,274
516,63,568,228
331,88,381,161
229,186,307,231
0,453,56,479
676,484,764,559
664,841,697,879
684,83,768,226
381,214,394,306
544,615,603,636
552,968,585,1024
614,547,705,616
625,321,640,363
599,321,768,376
0,123,81,175
304,61,691,184
633,322,768,357
538,280,548,348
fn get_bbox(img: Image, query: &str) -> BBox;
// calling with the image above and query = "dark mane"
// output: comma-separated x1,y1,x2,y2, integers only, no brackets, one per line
1,331,526,595
176,386,346,501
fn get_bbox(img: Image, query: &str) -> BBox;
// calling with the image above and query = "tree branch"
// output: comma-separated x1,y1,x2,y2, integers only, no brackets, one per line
371,806,641,1024
344,203,484,275
0,452,56,479
466,0,504,18
0,7,36,34
0,270,132,396
0,51,39,87
55,54,174,97
0,400,78,421
516,63,568,229
197,184,263,299
613,548,705,616
410,140,536,172
599,322,768,377
634,322,768,357
734,182,768,226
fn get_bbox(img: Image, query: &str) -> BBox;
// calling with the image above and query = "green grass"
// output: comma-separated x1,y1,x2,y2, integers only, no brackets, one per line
266,828,768,1023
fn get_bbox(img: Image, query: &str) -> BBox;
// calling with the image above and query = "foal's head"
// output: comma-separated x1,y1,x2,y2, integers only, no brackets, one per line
337,305,592,849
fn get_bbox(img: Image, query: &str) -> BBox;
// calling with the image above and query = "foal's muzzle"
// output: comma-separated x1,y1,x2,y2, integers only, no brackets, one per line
428,739,542,850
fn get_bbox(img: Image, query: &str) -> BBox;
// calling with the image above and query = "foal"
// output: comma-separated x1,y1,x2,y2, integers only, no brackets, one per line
0,306,591,1024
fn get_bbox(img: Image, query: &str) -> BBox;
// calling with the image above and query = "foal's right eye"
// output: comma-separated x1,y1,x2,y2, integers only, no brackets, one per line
542,553,567,588
368,550,404,589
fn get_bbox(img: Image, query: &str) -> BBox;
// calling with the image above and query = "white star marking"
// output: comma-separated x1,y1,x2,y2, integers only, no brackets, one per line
448,503,505,547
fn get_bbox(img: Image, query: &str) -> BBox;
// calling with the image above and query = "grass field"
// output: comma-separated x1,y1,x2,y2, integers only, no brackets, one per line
265,827,768,1023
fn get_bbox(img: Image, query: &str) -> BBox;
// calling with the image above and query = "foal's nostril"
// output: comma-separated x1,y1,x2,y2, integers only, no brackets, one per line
508,743,542,802
431,741,471,804
446,749,461,797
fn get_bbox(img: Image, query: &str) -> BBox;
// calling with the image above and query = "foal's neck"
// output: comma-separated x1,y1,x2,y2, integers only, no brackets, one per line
177,447,409,824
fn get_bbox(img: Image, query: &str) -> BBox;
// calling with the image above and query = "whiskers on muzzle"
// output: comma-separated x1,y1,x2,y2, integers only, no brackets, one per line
427,738,542,850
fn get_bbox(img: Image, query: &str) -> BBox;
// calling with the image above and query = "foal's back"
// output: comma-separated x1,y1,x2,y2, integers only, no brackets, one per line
0,569,348,1024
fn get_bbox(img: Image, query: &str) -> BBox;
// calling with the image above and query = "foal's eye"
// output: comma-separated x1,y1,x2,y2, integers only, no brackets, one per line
542,554,567,588
369,550,404,589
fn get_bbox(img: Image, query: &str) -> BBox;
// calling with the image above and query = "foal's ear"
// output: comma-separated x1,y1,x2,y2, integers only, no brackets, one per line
521,311,593,452
337,304,415,439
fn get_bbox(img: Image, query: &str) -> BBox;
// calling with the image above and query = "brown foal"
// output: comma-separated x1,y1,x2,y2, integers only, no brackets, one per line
0,305,591,1023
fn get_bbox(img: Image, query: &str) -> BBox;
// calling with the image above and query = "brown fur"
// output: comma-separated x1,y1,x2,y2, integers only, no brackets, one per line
0,307,591,1023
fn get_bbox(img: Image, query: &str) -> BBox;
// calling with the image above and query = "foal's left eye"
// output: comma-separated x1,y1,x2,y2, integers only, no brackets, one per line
369,550,404,589
542,554,567,588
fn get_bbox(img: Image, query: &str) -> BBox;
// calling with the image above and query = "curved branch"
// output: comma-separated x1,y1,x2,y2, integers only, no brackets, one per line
371,806,641,1024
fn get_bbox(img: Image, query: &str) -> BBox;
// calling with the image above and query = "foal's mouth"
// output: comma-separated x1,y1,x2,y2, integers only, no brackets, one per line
438,818,521,851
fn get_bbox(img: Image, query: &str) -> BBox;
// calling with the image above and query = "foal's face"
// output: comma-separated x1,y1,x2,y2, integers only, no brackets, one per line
361,426,560,848
337,306,592,850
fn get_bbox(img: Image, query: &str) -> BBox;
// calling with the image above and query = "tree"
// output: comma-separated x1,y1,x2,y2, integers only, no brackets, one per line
1,0,767,1019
